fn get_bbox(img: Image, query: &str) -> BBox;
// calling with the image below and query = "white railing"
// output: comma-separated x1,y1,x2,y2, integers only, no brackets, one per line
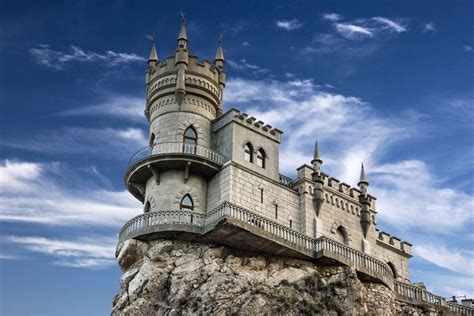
447,301,474,315
279,174,294,188
128,142,225,167
394,281,446,305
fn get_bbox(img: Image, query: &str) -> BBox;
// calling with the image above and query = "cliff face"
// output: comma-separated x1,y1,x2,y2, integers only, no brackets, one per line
112,239,407,315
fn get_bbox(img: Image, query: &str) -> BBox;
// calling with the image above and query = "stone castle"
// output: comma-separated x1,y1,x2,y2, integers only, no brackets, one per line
114,18,473,315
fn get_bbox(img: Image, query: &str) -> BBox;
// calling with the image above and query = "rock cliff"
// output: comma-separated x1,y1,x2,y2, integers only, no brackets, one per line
112,239,431,315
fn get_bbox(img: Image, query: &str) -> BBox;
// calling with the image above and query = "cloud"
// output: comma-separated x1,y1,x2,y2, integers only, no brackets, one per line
322,13,342,22
30,44,145,70
0,160,141,226
1,127,147,157
224,77,473,234
58,96,144,121
7,235,116,269
372,17,407,33
422,22,437,33
335,23,374,39
227,58,269,75
464,45,473,52
276,19,303,31
414,243,474,276
241,41,250,46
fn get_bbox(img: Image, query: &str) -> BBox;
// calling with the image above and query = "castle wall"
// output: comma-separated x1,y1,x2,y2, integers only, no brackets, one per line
144,170,208,213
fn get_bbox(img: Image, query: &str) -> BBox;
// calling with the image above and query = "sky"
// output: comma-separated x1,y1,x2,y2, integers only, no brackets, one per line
0,0,473,314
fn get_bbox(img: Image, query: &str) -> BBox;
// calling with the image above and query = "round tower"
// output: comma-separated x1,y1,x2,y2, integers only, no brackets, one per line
125,18,226,218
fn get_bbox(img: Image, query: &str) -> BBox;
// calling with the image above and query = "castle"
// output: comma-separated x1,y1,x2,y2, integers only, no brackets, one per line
116,18,474,314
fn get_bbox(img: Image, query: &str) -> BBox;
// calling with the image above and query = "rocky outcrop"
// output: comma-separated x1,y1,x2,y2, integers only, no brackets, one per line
112,239,409,315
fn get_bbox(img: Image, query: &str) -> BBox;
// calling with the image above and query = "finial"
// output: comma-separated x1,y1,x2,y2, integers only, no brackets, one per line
314,141,320,160
178,13,188,41
214,34,225,64
359,162,368,185
145,35,158,62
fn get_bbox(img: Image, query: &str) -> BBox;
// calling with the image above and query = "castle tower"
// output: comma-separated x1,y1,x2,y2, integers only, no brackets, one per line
126,18,226,216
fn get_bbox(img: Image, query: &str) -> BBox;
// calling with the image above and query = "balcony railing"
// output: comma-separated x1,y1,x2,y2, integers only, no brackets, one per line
279,174,294,188
128,142,226,167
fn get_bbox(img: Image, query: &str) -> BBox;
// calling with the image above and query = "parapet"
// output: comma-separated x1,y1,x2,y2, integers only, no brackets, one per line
213,108,282,142
377,230,412,257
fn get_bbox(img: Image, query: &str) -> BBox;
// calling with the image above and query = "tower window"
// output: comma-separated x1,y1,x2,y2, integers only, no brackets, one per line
180,194,194,211
144,201,151,213
275,204,278,219
260,188,264,203
256,148,266,168
289,219,293,229
149,133,156,147
183,126,197,154
244,143,253,162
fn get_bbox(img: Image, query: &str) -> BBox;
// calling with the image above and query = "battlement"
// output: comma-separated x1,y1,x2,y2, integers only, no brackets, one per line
376,229,412,257
234,110,283,142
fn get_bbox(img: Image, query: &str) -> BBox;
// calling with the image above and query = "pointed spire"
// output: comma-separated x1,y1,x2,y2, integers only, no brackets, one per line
148,39,158,63
215,38,225,63
178,14,188,42
358,163,369,185
313,141,320,161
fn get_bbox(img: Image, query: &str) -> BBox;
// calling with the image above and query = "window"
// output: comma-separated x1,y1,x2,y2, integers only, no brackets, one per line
289,219,293,229
180,194,194,211
336,226,348,245
244,143,253,162
260,188,264,203
275,204,278,219
149,133,156,147
387,262,397,279
183,126,197,154
257,148,266,168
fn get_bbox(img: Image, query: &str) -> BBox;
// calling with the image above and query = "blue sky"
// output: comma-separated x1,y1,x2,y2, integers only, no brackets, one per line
0,0,473,314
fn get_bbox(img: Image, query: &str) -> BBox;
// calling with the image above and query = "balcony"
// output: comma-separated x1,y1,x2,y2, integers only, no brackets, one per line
125,142,225,201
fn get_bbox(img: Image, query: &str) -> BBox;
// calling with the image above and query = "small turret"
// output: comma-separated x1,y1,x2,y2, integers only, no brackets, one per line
214,39,225,69
358,163,371,238
311,141,324,216
214,38,226,116
175,16,189,105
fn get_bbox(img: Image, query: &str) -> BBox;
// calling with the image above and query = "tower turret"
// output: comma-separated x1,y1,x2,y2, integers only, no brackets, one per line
214,38,226,116
147,39,158,66
358,163,371,238
175,16,189,105
311,141,324,216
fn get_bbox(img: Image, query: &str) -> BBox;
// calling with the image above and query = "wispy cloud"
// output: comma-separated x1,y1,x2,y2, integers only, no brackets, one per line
0,160,141,226
464,45,473,53
241,41,250,47
30,44,145,70
276,19,303,31
322,13,342,22
227,58,269,75
335,23,374,39
58,96,144,121
372,17,407,33
422,22,437,33
414,243,474,276
1,127,147,157
7,235,116,269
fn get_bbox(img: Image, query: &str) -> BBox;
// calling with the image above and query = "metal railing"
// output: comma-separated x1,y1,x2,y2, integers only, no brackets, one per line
279,174,294,188
128,142,225,167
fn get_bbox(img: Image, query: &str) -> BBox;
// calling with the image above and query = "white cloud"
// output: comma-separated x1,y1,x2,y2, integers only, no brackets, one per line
276,19,303,31
227,58,269,75
1,127,147,157
335,23,374,39
30,44,145,70
322,13,342,22
464,45,473,52
241,41,250,46
372,17,407,33
58,96,144,121
0,160,141,226
8,235,116,269
414,243,474,276
422,22,437,33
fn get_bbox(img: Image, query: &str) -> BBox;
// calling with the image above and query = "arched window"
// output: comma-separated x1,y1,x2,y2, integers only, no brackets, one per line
244,143,253,162
335,226,348,245
180,194,194,211
183,126,197,154
257,148,266,168
387,262,397,279
144,201,151,213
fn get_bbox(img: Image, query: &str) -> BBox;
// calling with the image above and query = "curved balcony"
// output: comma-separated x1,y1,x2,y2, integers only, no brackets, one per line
125,142,225,201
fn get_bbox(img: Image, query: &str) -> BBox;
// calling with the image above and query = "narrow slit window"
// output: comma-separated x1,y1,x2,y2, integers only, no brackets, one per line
275,204,278,219
289,219,293,229
260,188,264,203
